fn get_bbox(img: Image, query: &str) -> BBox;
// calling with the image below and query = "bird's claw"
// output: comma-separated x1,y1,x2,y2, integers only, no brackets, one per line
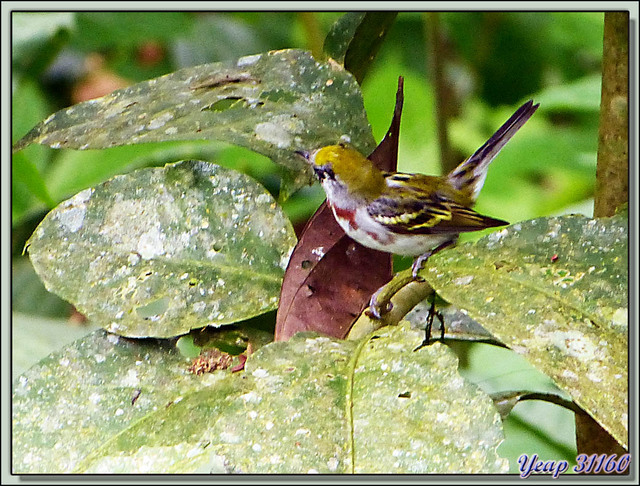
366,288,393,319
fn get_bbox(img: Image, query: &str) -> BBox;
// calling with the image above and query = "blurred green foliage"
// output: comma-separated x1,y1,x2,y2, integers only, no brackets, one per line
12,11,605,473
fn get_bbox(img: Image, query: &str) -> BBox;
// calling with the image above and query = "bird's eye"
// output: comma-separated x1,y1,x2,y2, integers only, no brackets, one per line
313,165,335,181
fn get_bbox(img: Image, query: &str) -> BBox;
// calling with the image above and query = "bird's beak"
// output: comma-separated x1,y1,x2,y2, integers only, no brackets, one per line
294,150,310,160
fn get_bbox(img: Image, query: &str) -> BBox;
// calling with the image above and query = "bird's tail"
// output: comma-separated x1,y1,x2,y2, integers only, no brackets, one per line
448,99,539,202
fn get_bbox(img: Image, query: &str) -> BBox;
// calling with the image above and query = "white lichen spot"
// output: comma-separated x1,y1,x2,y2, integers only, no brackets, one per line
543,222,562,241
254,114,302,148
107,333,120,344
612,307,628,327
265,421,274,430
295,428,310,436
252,368,269,378
240,391,261,404
252,443,262,452
327,457,339,471
115,408,124,416
339,134,351,144
137,227,165,259
147,112,174,130
107,322,121,333
89,392,101,404
164,126,178,135
454,275,474,286
122,369,139,387
94,354,106,364
220,431,241,444
586,370,603,383
237,54,261,66
59,358,70,367
186,445,204,459
248,411,258,420
487,228,508,244
436,412,448,422
269,454,281,464
57,206,86,233
206,249,220,259
550,330,597,362
193,301,206,313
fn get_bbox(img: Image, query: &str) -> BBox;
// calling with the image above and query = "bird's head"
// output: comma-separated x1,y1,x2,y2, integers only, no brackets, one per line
296,143,385,201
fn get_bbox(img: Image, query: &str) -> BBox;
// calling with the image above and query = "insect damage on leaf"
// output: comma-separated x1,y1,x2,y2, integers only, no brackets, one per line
189,73,260,90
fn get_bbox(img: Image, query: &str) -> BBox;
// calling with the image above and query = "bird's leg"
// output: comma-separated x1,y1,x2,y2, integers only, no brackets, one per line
413,295,445,351
411,237,458,279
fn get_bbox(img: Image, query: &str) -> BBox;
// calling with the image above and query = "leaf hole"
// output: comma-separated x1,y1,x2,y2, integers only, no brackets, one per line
398,391,412,399
201,97,245,112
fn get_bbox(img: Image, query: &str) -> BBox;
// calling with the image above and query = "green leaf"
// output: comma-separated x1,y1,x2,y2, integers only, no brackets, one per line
324,12,366,63
12,12,74,76
45,140,221,202
11,150,55,208
11,257,72,319
13,323,508,473
12,329,225,474
12,78,54,224
534,73,602,112
13,49,376,198
11,312,100,379
26,160,297,338
324,12,398,84
72,12,194,49
422,212,628,448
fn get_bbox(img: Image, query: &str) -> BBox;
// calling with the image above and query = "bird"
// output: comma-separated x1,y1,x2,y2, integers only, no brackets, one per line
296,99,539,316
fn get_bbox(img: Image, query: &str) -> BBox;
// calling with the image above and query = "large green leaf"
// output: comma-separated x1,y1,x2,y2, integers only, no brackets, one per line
13,323,508,473
323,12,398,84
26,160,296,338
422,212,628,448
13,49,376,197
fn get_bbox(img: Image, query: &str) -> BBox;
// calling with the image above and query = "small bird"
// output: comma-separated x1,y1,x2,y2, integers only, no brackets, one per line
297,99,539,286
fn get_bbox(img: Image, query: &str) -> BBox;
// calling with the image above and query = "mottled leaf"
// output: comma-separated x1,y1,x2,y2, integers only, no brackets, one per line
26,160,296,338
422,212,628,448
13,323,508,473
12,330,217,474
13,49,375,197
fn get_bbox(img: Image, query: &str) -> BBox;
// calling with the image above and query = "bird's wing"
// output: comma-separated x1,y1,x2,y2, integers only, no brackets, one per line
368,174,508,235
